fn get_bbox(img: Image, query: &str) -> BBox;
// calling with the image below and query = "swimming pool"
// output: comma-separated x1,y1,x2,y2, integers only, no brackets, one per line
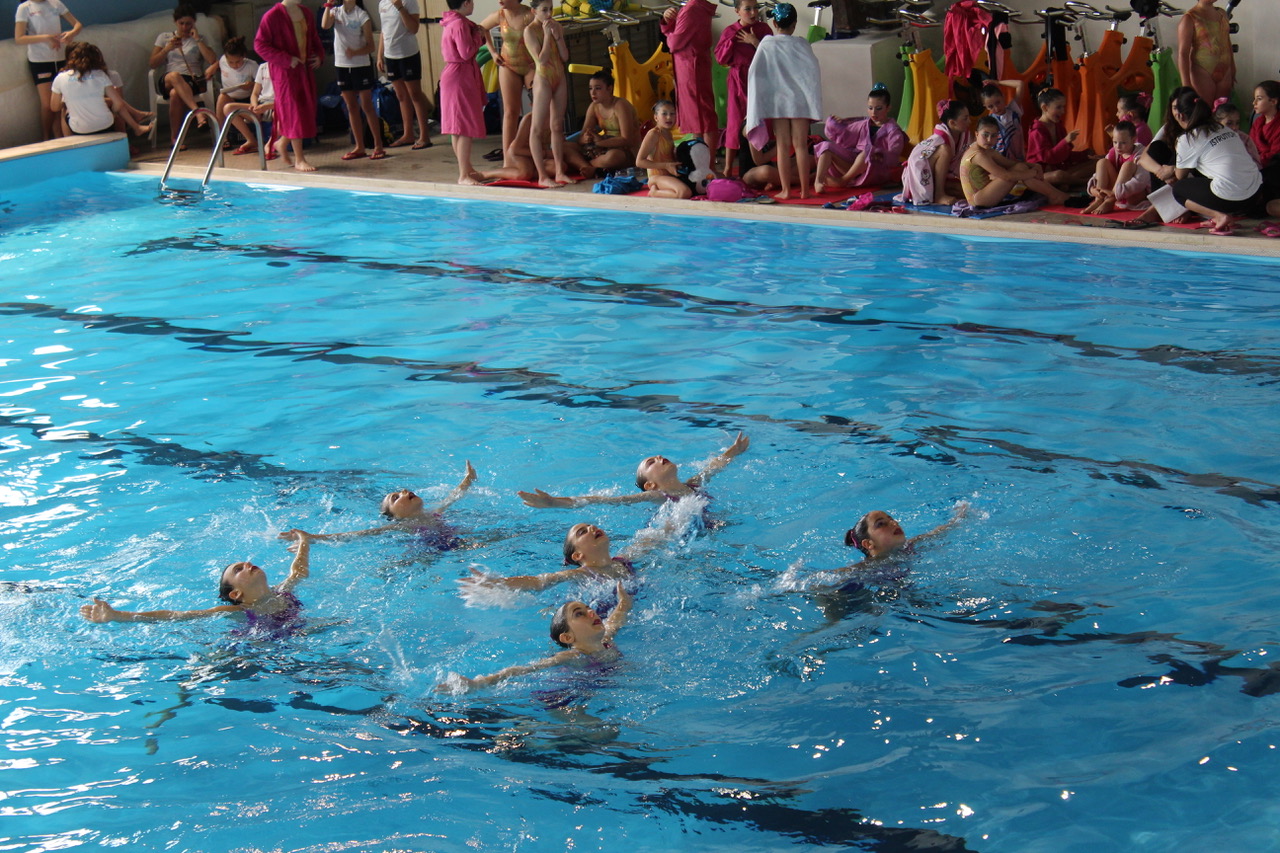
2,169,1279,852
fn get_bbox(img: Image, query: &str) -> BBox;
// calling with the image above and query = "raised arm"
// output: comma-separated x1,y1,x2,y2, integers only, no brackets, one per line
908,501,969,546
433,461,477,513
602,582,631,641
81,597,241,623
616,509,687,563
278,530,312,592
688,431,750,487
436,648,579,693
518,488,662,509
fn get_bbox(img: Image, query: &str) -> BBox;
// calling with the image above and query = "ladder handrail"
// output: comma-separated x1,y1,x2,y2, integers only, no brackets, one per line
159,107,219,190
204,108,267,186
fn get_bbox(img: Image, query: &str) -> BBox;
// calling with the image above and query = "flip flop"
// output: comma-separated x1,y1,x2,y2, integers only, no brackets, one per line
341,151,367,161
369,150,387,160
482,148,503,161
1253,221,1280,237
233,142,257,155
1209,223,1235,236
411,140,433,150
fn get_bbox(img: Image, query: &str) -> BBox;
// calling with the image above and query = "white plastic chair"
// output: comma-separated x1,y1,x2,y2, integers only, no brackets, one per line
148,68,218,148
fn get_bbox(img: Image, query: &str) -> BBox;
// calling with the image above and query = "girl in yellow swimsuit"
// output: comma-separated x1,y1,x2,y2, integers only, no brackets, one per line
479,0,535,167
1177,0,1235,104
524,0,570,186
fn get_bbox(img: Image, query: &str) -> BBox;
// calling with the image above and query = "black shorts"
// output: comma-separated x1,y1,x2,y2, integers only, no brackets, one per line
28,59,62,85
337,65,377,92
156,73,208,99
1172,172,1261,215
71,124,114,135
383,52,421,82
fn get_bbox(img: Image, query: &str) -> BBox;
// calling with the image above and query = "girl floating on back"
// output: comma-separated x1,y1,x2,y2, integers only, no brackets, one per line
81,531,314,634
283,461,476,550
518,432,748,508
437,581,631,693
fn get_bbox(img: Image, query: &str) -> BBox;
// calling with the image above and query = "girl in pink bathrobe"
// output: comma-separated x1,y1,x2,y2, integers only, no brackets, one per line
440,0,487,184
714,0,771,175
661,0,718,155
255,0,323,171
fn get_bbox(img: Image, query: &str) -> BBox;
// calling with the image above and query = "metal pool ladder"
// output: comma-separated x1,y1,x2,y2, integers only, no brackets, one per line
159,107,267,191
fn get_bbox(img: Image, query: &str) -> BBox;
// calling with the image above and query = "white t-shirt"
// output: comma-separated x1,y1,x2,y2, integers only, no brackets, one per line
254,62,275,104
379,0,420,60
16,0,70,63
1176,124,1263,201
219,55,259,97
51,68,113,133
155,31,204,77
331,5,372,68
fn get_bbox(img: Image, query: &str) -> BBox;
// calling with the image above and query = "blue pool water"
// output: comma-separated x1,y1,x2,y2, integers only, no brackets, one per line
2,170,1279,852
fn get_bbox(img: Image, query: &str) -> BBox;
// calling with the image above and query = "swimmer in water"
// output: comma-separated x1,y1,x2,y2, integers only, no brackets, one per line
281,461,475,548
518,432,749,508
844,503,969,561
436,581,631,692
80,530,314,628
461,517,680,594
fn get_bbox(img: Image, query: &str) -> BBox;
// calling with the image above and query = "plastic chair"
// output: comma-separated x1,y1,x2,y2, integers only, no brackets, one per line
148,68,217,148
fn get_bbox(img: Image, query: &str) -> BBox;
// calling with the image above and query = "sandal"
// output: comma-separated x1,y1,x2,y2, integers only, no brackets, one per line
411,139,433,150
369,150,387,160
341,151,367,161
482,147,503,161
233,142,257,155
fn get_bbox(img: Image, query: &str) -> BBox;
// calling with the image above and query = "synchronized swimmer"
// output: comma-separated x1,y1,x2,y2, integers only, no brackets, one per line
78,432,975,694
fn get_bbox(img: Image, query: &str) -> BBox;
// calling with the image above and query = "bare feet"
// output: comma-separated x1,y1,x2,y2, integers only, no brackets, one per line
537,176,561,188
776,189,791,200
293,158,317,173
554,172,573,185
458,172,483,185
813,180,826,194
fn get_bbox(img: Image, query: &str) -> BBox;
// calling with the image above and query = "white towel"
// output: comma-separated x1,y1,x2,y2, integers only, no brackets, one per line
743,33,822,151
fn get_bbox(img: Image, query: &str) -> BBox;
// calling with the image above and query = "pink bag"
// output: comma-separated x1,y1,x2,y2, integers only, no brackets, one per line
706,178,749,202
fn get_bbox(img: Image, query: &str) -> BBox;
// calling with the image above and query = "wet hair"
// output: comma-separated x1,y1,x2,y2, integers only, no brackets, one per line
938,99,968,125
65,42,106,76
976,115,999,132
217,563,243,603
868,83,891,107
1255,80,1280,102
562,525,588,565
1037,87,1065,111
844,513,873,557
173,3,196,21
1172,90,1218,135
589,69,614,87
549,601,576,647
653,99,675,113
223,35,246,57
1112,119,1136,136
979,82,1004,101
1116,92,1148,122
446,0,468,9
769,2,797,29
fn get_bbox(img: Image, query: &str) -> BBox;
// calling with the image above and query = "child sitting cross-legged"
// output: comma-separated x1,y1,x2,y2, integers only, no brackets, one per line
1082,120,1153,215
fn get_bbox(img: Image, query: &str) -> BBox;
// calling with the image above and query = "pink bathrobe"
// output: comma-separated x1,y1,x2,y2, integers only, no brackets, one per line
814,116,908,186
254,3,322,139
440,10,486,138
715,20,772,148
661,0,717,135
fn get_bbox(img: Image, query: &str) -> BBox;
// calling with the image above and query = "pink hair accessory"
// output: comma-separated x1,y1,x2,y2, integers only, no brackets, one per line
936,99,951,118
1137,92,1152,109
1213,96,1231,111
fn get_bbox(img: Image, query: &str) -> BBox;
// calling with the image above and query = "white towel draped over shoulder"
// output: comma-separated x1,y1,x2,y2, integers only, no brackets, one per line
743,33,822,150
